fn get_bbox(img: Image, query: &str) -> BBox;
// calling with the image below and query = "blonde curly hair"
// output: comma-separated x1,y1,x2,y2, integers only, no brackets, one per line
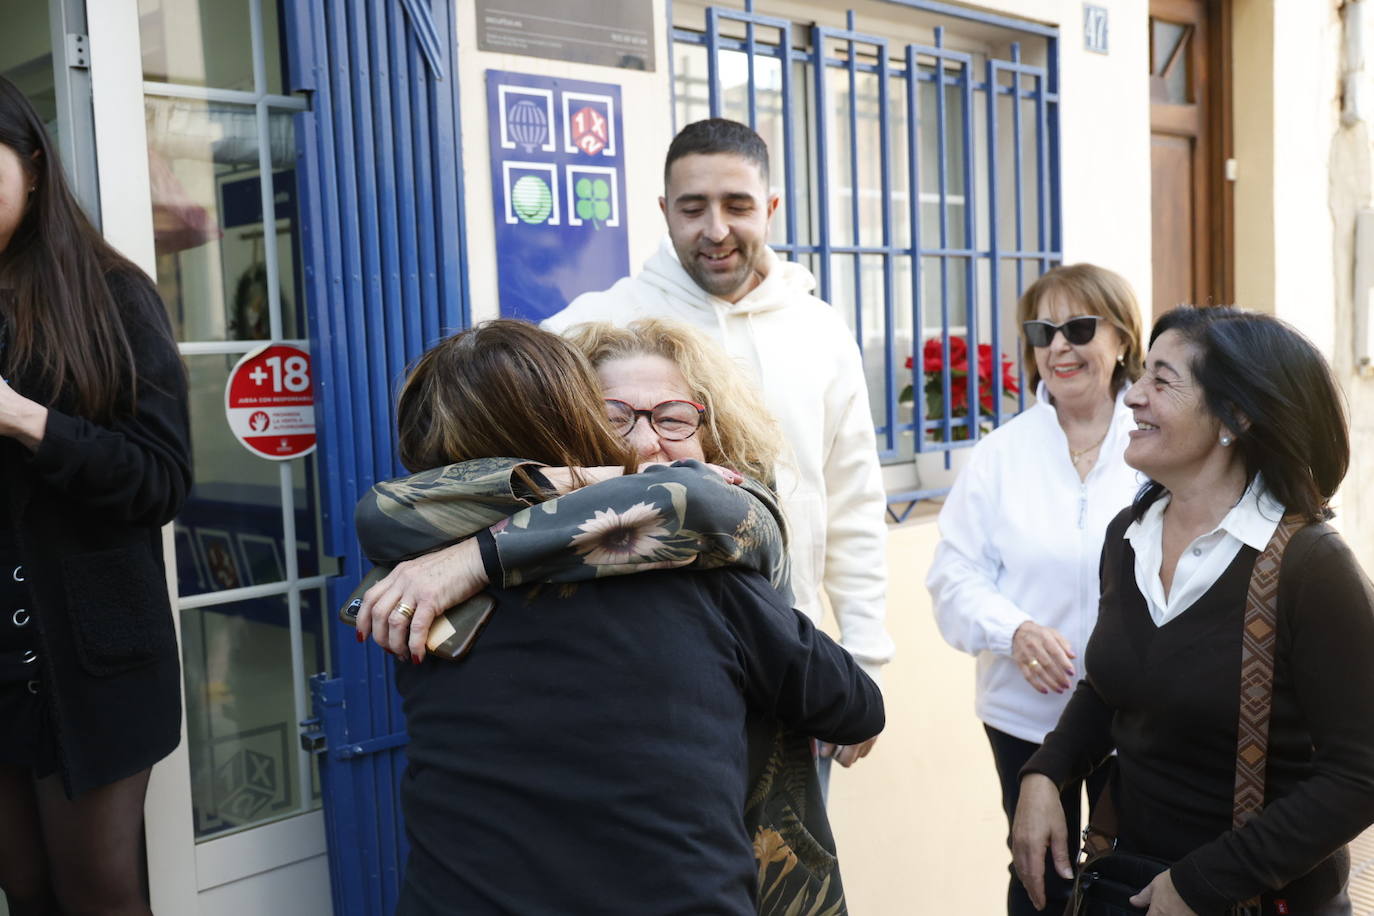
563,318,783,484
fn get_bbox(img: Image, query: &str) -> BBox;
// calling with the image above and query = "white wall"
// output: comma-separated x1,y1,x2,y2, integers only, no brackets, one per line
998,0,1154,312
1318,0,1374,567
1230,0,1374,562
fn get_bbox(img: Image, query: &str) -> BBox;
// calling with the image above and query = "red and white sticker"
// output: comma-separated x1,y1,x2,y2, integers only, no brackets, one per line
225,343,316,460
571,106,608,155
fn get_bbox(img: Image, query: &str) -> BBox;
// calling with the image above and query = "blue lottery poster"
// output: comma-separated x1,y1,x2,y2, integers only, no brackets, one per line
486,70,630,322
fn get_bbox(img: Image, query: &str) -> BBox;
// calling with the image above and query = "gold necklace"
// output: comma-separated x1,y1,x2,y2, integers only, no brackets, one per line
1069,428,1110,466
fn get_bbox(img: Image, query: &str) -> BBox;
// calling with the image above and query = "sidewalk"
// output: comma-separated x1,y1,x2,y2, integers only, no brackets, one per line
824,516,1008,913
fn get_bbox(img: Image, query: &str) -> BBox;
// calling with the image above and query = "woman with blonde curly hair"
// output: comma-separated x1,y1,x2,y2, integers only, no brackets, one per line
563,318,783,483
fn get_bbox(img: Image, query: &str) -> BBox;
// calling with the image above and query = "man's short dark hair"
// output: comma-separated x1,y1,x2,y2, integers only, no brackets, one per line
663,118,770,186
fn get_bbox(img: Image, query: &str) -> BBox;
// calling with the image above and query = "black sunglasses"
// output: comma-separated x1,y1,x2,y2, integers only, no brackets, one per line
1022,315,1104,348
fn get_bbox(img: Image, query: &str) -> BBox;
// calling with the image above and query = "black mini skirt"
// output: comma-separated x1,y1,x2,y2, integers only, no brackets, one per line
0,551,58,777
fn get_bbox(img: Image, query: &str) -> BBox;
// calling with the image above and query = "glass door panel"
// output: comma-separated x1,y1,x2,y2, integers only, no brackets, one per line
141,0,324,847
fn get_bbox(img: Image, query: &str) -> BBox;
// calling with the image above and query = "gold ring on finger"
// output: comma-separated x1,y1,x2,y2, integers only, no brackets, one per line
394,603,416,620
1028,658,1040,667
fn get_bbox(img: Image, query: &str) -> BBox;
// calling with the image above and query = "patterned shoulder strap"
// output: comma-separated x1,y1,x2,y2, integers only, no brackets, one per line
1231,513,1306,915
1233,513,1305,827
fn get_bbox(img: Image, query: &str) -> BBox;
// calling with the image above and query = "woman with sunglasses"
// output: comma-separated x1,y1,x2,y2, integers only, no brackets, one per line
926,263,1144,916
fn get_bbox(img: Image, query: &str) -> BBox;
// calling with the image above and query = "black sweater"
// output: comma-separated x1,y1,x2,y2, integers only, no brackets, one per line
3,268,190,795
394,566,884,915
1026,510,1374,915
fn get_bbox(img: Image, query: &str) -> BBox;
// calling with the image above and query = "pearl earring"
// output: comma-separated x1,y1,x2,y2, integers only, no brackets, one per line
1220,433,1233,447
1116,353,1125,365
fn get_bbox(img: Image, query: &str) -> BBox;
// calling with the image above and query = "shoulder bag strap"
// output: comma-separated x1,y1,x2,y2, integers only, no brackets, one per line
1231,513,1305,915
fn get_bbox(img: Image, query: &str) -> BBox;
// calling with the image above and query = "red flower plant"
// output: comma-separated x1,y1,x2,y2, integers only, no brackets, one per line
902,336,1019,438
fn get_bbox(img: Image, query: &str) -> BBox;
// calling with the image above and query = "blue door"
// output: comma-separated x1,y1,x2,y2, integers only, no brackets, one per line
283,1,471,912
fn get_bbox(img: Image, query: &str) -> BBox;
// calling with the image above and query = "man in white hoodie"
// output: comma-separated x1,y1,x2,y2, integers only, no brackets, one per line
545,119,893,768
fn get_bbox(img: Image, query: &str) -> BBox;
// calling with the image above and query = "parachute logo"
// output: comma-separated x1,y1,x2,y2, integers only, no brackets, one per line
507,99,548,153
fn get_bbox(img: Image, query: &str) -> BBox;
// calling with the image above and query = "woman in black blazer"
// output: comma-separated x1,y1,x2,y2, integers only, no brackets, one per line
0,77,191,915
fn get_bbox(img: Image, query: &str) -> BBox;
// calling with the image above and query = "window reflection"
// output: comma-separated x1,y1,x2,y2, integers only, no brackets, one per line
181,590,325,839
144,97,303,342
139,0,285,95
0,3,57,136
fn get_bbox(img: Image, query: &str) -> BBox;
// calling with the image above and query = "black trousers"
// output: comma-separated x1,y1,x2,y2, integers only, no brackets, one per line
985,724,1112,916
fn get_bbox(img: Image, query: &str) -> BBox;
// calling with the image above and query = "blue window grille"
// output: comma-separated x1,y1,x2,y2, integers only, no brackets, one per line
669,1,1062,518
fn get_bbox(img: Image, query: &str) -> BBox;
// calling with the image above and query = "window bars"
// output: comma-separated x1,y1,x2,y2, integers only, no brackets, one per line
670,1,1062,511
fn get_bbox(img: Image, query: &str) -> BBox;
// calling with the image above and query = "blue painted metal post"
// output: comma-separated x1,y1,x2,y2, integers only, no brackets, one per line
705,7,722,119
906,45,925,453
959,56,978,444
986,59,1004,428
876,39,895,456
287,0,473,912
845,14,863,358
779,21,798,252
811,25,833,304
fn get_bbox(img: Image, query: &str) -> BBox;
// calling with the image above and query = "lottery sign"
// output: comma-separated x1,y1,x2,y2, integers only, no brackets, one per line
225,343,316,460
487,71,628,322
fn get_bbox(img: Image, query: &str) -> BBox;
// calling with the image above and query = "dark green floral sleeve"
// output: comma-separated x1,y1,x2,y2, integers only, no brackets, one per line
355,456,543,562
355,459,792,601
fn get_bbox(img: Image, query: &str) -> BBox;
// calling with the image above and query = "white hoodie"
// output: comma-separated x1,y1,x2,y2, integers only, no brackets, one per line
925,383,1140,742
545,238,894,681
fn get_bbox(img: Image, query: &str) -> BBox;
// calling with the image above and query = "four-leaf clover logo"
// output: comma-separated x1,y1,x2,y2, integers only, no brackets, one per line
574,177,611,229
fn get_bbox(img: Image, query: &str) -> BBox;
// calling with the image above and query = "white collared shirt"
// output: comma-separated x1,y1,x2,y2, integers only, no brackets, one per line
1123,477,1285,627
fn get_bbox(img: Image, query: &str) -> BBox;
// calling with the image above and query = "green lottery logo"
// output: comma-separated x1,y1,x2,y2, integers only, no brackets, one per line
574,177,611,229
511,175,553,224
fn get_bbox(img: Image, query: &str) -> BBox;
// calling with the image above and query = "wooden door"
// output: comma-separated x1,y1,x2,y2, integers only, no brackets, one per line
1150,0,1232,313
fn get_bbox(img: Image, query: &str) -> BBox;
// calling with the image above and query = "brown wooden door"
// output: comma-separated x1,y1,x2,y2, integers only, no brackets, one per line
1150,0,1232,313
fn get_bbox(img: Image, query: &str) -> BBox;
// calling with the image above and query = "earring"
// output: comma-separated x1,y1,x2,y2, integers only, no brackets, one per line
1116,353,1125,365
1220,433,1233,447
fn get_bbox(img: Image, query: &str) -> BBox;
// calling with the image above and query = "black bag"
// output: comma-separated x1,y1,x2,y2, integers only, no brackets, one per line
1067,851,1170,915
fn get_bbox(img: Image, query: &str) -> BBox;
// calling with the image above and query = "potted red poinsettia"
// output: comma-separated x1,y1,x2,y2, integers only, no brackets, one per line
900,336,1019,439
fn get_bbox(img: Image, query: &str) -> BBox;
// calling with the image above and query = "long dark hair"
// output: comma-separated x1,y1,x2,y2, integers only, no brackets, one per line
396,320,634,481
0,76,146,419
1132,306,1348,523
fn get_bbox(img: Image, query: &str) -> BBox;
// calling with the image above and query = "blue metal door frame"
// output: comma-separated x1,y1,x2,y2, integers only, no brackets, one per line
283,1,470,912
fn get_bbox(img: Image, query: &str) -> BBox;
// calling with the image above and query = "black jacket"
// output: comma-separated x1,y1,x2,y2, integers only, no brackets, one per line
6,267,191,796
394,566,884,915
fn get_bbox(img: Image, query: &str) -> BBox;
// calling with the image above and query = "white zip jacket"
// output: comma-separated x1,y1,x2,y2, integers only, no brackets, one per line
545,238,894,682
925,383,1140,743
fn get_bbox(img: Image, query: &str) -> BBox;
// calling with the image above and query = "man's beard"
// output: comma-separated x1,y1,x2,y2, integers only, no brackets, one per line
678,244,757,300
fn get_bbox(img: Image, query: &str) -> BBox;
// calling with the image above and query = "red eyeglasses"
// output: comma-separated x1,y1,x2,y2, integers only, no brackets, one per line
603,398,705,441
